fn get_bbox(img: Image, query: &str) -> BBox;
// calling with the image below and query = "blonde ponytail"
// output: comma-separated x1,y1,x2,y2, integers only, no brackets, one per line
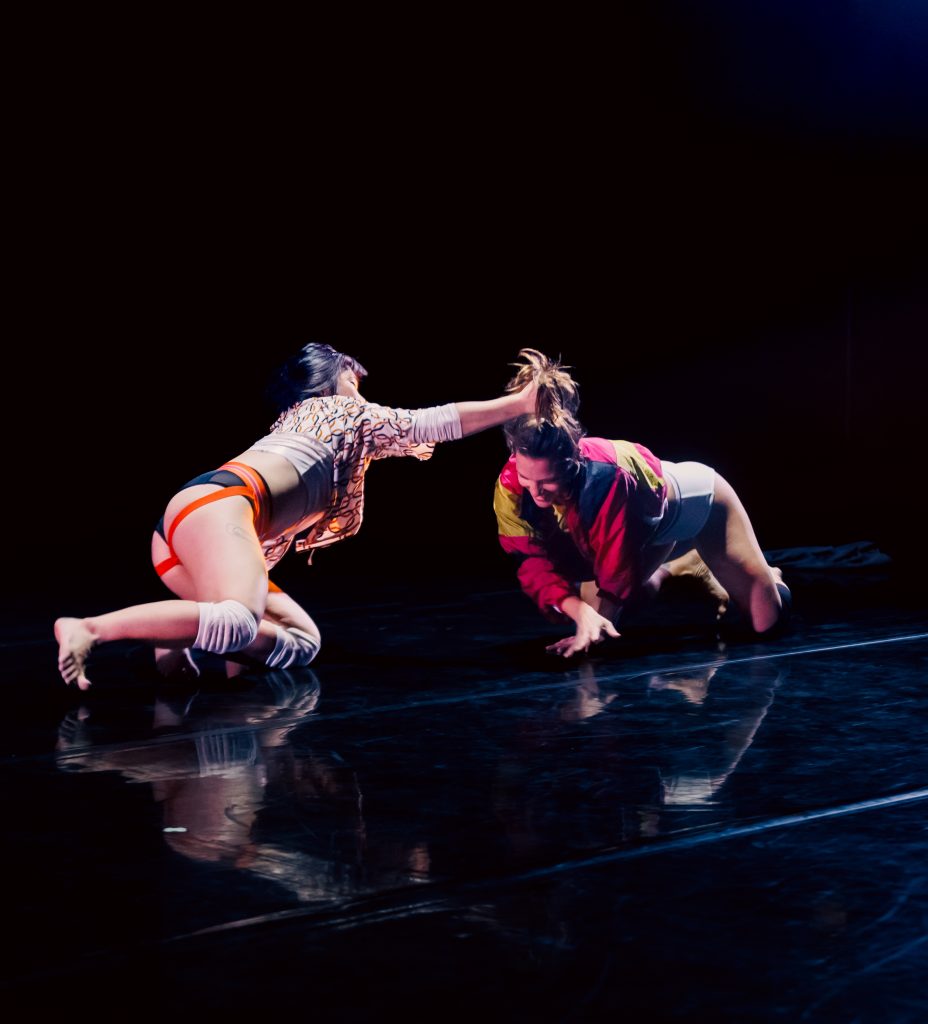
503,349,585,492
506,348,580,426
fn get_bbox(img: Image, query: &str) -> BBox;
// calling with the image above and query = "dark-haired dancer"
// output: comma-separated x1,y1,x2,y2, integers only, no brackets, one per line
494,350,789,657
56,344,538,688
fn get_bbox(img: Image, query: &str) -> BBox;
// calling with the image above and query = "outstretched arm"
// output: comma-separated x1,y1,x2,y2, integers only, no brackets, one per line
365,381,537,460
454,381,536,437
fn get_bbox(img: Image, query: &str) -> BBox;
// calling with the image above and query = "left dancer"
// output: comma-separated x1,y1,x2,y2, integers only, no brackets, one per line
55,342,538,688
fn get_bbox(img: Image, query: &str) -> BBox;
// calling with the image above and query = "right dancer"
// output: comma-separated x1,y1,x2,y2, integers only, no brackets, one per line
493,350,790,657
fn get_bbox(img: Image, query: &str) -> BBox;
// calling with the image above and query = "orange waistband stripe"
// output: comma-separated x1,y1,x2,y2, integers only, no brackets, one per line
156,462,272,578
219,461,272,537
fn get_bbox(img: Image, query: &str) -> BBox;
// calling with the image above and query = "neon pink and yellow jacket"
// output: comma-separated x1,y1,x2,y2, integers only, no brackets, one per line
494,438,667,617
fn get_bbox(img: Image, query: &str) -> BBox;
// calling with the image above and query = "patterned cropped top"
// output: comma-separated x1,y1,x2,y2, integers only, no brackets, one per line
250,395,462,568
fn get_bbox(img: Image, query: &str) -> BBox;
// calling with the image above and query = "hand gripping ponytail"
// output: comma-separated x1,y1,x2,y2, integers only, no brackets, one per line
506,348,580,423
503,349,585,492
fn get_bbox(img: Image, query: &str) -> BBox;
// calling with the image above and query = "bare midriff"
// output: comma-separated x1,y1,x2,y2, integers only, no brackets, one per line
230,448,326,538
160,450,325,544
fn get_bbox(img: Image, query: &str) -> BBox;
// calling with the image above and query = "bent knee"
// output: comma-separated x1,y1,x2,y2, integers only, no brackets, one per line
750,580,787,632
194,600,260,654
755,581,792,635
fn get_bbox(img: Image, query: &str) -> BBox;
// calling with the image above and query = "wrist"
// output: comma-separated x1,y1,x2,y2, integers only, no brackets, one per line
507,390,527,417
559,595,584,621
507,387,532,418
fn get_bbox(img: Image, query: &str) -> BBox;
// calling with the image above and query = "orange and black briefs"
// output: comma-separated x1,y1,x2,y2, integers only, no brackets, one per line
155,461,271,577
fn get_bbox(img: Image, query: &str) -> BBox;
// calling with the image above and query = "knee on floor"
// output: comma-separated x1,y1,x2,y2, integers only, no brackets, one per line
194,600,260,654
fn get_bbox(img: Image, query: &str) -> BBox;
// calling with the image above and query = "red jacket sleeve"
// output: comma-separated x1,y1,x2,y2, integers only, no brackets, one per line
494,461,578,619
577,466,656,604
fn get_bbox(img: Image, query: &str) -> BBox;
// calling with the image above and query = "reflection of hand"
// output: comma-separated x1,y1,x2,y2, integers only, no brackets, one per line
560,676,618,722
547,601,620,657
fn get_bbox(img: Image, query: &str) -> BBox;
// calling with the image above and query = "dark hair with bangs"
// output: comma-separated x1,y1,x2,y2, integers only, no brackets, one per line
268,343,368,413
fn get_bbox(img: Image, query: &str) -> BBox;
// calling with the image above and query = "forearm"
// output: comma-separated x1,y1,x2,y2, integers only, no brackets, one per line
561,593,621,626
577,582,622,624
559,595,591,624
513,555,577,621
455,391,530,437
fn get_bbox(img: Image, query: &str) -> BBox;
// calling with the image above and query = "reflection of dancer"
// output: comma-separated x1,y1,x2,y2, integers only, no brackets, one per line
647,657,784,807
56,673,326,871
494,350,790,656
55,674,429,899
495,653,784,862
56,343,537,687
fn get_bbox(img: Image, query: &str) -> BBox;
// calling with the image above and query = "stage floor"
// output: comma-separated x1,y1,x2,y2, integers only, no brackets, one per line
2,569,926,1020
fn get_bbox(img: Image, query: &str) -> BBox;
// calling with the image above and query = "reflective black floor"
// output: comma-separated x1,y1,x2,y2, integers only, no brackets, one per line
2,565,926,1020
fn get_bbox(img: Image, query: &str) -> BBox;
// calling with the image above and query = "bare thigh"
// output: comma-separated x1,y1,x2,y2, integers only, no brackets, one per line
153,533,318,644
152,532,198,599
694,473,782,632
157,489,269,619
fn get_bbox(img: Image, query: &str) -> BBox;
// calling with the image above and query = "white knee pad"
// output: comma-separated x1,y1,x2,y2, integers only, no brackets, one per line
194,600,259,654
265,625,321,668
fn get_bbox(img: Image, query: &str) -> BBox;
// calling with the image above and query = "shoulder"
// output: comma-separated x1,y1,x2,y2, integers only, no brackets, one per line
497,454,522,494
353,399,416,424
581,438,662,476
275,395,355,418
271,395,379,437
614,440,663,480
309,395,387,423
579,437,619,464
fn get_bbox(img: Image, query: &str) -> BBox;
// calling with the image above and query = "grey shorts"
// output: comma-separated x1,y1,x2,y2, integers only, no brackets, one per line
651,460,716,553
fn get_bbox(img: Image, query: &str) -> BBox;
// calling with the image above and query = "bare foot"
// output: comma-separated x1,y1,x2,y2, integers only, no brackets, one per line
154,646,201,680
54,617,97,689
662,549,730,619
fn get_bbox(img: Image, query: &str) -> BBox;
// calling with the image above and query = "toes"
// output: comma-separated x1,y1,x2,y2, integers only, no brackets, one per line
58,652,89,688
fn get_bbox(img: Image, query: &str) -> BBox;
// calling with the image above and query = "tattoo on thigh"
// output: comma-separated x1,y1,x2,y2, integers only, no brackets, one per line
225,523,253,542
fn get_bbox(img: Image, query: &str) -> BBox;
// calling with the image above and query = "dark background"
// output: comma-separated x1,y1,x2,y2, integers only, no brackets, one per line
14,2,927,612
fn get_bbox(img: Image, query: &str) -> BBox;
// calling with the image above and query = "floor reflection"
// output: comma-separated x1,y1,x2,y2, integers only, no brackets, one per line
10,575,925,1016
56,671,380,903
495,650,786,857
646,654,782,808
52,649,787,913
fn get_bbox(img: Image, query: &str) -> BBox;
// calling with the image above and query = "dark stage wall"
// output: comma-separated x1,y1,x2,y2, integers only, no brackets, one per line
13,2,927,607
